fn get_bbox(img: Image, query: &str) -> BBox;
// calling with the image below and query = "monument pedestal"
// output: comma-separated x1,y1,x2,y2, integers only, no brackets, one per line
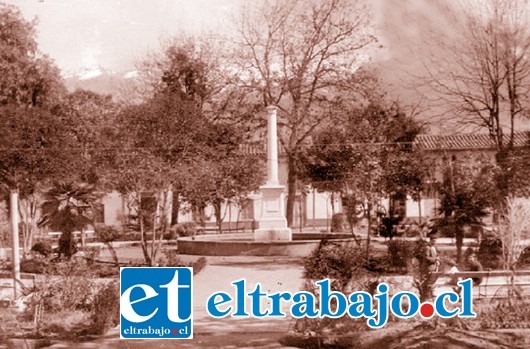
254,184,292,242
254,105,292,242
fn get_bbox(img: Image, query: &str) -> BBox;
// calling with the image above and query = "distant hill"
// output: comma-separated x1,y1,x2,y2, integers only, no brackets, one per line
63,67,138,97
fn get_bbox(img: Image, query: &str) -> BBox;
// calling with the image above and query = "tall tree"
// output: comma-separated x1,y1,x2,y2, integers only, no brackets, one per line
232,0,376,226
0,106,80,253
0,3,70,254
110,93,205,266
135,38,264,232
60,89,120,184
303,101,424,254
417,0,530,150
0,3,64,107
182,123,263,232
434,154,499,262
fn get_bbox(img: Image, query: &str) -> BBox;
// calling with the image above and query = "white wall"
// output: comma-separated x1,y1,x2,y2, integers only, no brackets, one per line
306,190,340,221
101,191,123,227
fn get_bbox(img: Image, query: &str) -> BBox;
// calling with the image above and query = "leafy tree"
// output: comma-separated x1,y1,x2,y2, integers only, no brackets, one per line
58,89,121,185
108,88,208,266
433,154,499,262
0,3,70,255
232,0,376,226
303,101,424,254
0,3,64,107
133,38,264,234
136,36,260,128
0,106,81,253
181,123,263,232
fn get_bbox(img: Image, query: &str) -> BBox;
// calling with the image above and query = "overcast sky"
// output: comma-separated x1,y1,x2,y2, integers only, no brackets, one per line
3,1,461,80
6,0,241,74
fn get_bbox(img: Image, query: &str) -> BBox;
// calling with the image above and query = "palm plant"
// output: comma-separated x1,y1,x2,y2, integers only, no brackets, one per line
38,182,99,259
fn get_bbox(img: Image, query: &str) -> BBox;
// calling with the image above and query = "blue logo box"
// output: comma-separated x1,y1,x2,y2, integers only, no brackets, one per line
120,267,193,339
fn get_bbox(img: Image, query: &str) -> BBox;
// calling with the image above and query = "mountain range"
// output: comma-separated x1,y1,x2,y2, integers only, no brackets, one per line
63,67,139,96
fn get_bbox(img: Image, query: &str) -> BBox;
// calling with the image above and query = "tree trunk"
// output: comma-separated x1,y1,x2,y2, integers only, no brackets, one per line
105,241,119,266
195,204,206,229
19,196,39,256
150,199,158,265
139,216,151,266
418,198,422,224
228,203,232,232
236,202,242,232
286,155,298,227
158,190,170,235
9,189,20,299
171,191,181,225
455,225,463,263
214,199,223,233
366,202,372,258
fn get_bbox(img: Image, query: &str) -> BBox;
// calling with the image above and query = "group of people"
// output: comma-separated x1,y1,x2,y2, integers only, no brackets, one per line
422,235,483,286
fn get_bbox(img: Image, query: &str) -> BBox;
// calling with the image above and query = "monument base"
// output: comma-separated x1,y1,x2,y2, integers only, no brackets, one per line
254,184,292,242
254,227,292,242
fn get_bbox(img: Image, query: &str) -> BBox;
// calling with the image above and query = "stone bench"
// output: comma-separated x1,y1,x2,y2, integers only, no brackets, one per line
434,270,530,299
47,230,96,242
0,272,36,307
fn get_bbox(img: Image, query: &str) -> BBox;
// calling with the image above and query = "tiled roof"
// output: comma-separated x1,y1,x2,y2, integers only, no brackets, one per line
239,143,266,155
238,142,286,155
414,132,530,151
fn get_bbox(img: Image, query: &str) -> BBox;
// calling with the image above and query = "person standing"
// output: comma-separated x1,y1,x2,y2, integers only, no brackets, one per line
425,235,441,272
466,253,483,285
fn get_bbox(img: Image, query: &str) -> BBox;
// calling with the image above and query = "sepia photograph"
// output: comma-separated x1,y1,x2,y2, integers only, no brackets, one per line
1,0,530,348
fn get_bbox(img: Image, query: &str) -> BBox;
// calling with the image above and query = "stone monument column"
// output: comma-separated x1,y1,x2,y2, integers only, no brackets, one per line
254,106,292,242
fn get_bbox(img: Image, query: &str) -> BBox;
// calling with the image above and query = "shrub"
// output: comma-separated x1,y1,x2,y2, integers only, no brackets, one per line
191,256,207,275
30,260,97,315
304,240,368,291
518,246,530,267
77,246,101,264
161,249,183,266
89,281,120,335
31,241,52,257
161,250,207,275
386,239,415,274
171,222,197,238
478,299,530,329
403,223,421,238
96,225,121,243
20,259,50,274
477,234,503,269
294,242,378,343
331,213,345,232
379,216,401,239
